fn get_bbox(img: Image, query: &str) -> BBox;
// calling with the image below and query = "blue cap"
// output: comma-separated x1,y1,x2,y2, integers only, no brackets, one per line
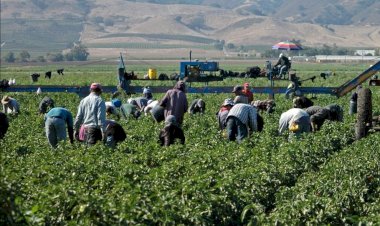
112,98,122,107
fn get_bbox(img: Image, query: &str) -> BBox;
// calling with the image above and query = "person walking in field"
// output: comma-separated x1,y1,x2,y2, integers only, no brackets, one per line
160,81,188,125
74,83,106,146
188,98,206,115
159,115,185,146
226,103,260,143
2,95,20,115
306,104,343,132
278,108,311,136
232,85,249,104
0,112,9,139
39,96,55,114
45,107,74,148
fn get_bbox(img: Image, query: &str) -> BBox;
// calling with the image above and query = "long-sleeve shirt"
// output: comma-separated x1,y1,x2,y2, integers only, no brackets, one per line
160,85,188,125
3,98,20,114
227,104,258,132
74,93,106,132
279,108,310,134
46,107,73,127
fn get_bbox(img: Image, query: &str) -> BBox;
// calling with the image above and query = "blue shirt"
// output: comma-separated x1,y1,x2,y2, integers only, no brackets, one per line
46,107,73,127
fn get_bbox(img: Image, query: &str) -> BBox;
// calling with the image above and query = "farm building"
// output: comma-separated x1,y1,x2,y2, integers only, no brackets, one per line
315,55,380,63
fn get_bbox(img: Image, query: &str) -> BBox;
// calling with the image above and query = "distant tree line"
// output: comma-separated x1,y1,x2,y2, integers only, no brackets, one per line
2,44,89,63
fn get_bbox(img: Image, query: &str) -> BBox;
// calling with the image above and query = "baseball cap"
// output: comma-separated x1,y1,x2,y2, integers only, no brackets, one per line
112,98,122,108
232,85,243,93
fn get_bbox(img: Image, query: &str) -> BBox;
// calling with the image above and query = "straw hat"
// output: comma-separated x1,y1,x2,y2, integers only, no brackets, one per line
1,96,10,105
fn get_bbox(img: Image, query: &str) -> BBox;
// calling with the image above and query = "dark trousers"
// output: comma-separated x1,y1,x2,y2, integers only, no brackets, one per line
226,116,248,143
85,127,102,146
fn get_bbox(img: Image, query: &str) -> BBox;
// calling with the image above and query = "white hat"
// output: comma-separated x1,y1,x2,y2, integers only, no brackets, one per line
222,98,234,106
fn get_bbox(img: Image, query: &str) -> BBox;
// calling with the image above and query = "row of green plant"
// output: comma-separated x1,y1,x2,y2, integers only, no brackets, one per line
265,133,380,225
2,90,378,225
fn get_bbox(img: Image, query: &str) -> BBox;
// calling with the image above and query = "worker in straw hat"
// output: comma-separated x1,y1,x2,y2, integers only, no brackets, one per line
2,95,20,115
74,83,106,146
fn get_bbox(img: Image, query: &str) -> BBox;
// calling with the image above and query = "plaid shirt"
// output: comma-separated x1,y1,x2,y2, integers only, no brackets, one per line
227,104,258,131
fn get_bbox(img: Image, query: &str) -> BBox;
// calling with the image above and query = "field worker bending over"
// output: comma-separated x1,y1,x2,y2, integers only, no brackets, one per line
128,97,148,111
188,98,206,114
306,104,343,132
226,103,260,143
159,115,185,146
74,83,106,146
0,112,9,139
2,96,20,115
160,81,188,125
217,98,234,131
292,96,314,109
105,98,122,120
144,100,165,123
104,119,126,148
232,85,249,104
242,82,254,103
143,87,153,100
279,108,311,136
252,99,276,114
45,107,74,148
120,103,141,119
39,96,55,114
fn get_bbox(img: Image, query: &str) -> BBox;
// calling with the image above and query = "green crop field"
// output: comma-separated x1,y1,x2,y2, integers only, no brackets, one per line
1,61,380,225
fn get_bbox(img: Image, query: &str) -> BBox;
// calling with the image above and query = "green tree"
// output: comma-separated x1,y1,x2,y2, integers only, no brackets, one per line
64,52,74,61
46,53,64,62
18,50,31,62
70,44,89,61
36,56,46,62
3,51,16,63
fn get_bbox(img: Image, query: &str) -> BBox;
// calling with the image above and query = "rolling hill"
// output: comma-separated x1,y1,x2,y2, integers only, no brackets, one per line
1,0,379,59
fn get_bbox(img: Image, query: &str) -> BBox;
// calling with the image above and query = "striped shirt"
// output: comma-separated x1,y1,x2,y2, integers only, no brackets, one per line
227,104,258,132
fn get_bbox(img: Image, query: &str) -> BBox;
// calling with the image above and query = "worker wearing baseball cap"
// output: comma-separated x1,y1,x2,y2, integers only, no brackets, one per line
74,83,106,145
232,85,249,104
